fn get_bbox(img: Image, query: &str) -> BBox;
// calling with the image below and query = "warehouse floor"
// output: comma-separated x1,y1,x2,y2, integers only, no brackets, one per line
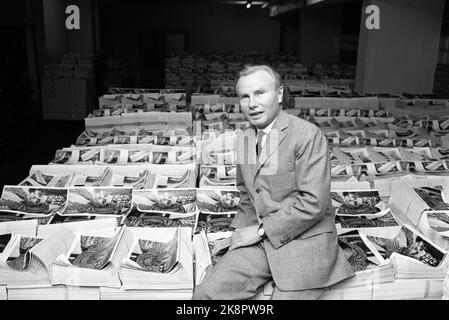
0,120,84,190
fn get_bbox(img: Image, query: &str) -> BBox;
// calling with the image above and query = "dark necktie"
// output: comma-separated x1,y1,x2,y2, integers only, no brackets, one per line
256,130,266,157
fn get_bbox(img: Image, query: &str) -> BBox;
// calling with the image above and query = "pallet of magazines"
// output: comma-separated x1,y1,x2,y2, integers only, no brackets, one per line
0,221,195,299
0,183,241,299
330,146,449,180
253,182,449,300
84,110,192,131
325,184,447,300
75,127,195,147
98,88,188,112
48,145,197,166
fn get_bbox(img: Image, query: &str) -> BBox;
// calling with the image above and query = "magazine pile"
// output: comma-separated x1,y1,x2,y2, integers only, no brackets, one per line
321,179,449,300
2,89,449,300
103,227,194,300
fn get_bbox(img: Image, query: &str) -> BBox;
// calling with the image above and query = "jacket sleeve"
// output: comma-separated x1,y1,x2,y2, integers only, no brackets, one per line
263,126,331,249
230,164,258,230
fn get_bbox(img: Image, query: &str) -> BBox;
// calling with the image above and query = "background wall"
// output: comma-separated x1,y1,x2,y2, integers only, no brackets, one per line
299,5,343,63
99,3,282,87
43,0,96,63
356,0,445,94
43,0,67,62
434,0,449,98
279,12,300,54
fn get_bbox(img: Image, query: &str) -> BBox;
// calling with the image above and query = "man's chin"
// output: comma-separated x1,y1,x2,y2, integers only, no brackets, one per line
249,118,267,128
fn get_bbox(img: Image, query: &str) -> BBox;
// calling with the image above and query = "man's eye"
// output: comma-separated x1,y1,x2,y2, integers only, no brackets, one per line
255,91,265,95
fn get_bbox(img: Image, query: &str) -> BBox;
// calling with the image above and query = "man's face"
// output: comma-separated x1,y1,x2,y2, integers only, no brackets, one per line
236,70,283,129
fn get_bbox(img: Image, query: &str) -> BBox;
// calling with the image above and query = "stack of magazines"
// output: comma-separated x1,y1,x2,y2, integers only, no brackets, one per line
3,88,449,300
114,227,194,299
20,164,197,189
389,179,449,250
0,228,84,297
50,227,129,288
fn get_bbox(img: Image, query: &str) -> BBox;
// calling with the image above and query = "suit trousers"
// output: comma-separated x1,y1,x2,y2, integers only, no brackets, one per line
192,241,326,300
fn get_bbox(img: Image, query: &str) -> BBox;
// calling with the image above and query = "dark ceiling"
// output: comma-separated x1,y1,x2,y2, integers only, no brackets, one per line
98,0,289,8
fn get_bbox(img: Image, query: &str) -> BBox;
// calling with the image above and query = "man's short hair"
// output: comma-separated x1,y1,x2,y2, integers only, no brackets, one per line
237,65,281,89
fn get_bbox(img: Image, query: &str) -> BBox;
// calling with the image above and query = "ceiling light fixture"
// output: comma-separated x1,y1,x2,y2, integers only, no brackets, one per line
246,1,252,8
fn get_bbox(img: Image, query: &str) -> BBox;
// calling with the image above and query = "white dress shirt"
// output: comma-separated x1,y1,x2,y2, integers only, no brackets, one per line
256,116,277,149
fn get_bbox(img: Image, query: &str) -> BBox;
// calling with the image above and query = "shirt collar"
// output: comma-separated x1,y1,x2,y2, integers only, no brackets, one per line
256,116,277,136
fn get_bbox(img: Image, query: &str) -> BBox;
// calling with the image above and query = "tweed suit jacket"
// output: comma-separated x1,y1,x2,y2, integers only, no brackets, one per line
230,111,354,291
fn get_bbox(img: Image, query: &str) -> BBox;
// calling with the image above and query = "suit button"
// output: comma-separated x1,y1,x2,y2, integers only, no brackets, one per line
256,187,262,193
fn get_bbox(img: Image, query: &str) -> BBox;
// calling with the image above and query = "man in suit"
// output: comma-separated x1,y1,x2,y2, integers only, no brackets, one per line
193,65,354,300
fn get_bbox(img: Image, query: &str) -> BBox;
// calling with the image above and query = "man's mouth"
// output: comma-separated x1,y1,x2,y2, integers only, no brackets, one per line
249,111,264,117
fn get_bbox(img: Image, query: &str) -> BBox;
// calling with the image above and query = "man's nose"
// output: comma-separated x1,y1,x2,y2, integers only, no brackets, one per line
248,95,257,109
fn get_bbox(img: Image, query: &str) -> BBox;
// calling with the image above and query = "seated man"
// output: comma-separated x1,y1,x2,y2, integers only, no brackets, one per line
193,65,354,300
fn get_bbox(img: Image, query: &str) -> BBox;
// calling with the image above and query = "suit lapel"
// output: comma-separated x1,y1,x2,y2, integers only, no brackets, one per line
255,111,289,174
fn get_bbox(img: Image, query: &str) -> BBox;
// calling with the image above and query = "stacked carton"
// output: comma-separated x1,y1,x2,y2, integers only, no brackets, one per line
42,53,96,120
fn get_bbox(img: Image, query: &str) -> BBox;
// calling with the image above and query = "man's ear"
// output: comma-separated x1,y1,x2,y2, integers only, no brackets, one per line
277,85,284,104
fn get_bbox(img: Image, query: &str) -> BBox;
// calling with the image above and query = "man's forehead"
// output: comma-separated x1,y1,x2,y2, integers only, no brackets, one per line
236,70,276,92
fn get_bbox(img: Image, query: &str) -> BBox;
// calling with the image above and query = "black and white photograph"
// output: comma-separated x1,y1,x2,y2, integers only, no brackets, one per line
78,148,101,163
136,136,155,145
199,165,237,188
331,190,385,215
152,151,169,164
6,236,43,271
0,186,68,217
128,150,151,164
2,0,449,303
427,211,449,233
195,212,235,233
97,136,115,145
69,233,119,270
110,169,149,189
373,162,400,174
0,212,29,223
207,234,233,267
129,230,180,273
337,230,381,272
147,169,194,189
336,210,399,229
71,168,112,187
175,149,197,163
50,150,73,165
102,149,121,164
19,170,73,188
123,207,197,230
0,234,12,254
48,213,99,224
196,189,240,214
133,189,197,214
414,186,449,211
366,226,445,267
61,187,133,216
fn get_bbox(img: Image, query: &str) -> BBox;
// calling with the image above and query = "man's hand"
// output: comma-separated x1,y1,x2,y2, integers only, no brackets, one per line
230,225,262,250
211,237,231,256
